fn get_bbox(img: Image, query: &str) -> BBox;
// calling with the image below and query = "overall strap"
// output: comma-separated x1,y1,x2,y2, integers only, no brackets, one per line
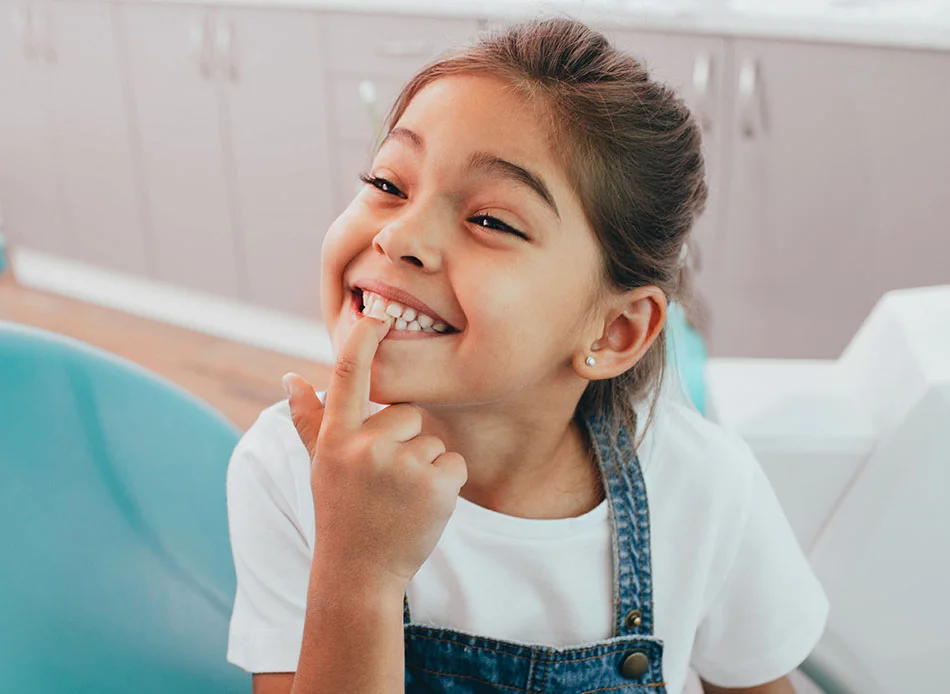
584,411,657,637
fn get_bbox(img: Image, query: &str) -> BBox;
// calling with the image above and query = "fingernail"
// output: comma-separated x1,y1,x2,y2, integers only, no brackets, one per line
282,372,298,398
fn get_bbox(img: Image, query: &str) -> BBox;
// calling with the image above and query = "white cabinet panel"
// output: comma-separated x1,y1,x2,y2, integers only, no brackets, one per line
320,13,479,79
721,40,950,358
221,8,333,318
120,3,240,298
0,0,69,256
46,0,149,275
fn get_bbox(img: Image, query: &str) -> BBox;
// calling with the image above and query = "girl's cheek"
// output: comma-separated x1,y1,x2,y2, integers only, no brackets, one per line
324,209,377,263
321,217,349,260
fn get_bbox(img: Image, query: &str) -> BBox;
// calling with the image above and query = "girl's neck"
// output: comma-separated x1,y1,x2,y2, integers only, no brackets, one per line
423,405,605,520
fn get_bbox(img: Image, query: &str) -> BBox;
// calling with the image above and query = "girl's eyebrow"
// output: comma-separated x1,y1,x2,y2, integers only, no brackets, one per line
381,126,560,220
466,152,560,220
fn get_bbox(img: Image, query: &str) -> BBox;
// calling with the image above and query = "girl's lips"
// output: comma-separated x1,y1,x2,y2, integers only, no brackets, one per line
349,291,455,340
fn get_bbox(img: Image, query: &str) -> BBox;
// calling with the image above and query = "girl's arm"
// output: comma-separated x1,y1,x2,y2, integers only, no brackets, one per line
701,675,795,694
247,568,405,694
290,563,405,694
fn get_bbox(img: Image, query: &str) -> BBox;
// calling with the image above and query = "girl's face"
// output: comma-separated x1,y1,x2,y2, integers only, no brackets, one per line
321,74,604,407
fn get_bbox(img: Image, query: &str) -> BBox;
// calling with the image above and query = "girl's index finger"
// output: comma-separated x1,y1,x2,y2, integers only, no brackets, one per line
323,315,393,432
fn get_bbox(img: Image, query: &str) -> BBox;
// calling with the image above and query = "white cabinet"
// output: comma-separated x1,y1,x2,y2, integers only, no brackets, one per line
120,3,241,298
120,4,335,316
0,0,69,257
717,40,950,358
46,0,149,275
218,8,332,318
0,0,149,274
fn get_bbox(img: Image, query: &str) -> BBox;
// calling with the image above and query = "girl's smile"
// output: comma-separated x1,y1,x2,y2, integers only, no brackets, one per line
347,286,460,341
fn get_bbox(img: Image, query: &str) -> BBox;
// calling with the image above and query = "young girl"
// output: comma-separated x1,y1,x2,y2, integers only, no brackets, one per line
225,17,828,694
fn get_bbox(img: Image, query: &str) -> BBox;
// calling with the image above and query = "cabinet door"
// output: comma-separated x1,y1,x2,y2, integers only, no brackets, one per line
320,13,479,80
219,8,332,319
0,0,69,256
606,30,729,344
46,0,149,275
119,3,240,298
721,40,950,358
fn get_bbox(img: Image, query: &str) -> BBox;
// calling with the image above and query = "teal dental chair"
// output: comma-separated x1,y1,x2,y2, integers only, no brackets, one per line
666,302,708,415
0,321,250,693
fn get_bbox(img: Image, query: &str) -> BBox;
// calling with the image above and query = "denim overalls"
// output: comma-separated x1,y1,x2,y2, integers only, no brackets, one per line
402,410,667,693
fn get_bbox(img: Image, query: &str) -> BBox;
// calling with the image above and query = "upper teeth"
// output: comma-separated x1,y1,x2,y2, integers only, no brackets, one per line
361,291,450,333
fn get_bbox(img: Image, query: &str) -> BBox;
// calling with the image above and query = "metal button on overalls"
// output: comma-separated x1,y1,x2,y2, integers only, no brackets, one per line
621,651,650,679
625,609,643,629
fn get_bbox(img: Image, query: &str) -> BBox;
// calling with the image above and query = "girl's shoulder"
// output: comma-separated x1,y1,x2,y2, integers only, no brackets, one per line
635,395,761,512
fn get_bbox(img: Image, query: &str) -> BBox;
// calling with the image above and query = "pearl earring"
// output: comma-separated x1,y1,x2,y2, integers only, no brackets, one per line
585,356,596,367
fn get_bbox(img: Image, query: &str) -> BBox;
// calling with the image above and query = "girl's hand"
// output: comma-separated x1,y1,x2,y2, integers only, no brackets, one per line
282,315,468,593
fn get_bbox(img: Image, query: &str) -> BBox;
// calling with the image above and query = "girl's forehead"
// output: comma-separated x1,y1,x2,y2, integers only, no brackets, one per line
398,76,554,159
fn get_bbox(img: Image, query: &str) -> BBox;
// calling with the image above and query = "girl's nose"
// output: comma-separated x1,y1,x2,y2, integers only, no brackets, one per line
372,215,444,272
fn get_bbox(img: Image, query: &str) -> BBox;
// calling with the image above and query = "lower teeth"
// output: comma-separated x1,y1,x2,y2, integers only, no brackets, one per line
362,305,435,333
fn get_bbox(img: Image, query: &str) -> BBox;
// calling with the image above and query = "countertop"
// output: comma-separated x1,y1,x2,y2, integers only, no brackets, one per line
103,0,950,51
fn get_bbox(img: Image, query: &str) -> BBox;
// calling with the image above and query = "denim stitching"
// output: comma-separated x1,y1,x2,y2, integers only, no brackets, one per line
407,628,662,659
580,682,667,693
405,662,526,692
406,631,535,661
535,649,551,694
550,648,662,665
524,650,537,694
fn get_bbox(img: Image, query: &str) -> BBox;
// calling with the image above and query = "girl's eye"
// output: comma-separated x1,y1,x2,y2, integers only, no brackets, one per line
359,173,407,199
469,215,529,241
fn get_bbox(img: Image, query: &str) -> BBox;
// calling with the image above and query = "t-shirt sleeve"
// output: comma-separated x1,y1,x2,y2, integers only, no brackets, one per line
226,405,312,673
689,455,830,688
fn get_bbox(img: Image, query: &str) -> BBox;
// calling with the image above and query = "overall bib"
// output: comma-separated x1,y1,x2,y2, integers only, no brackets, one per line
402,411,667,693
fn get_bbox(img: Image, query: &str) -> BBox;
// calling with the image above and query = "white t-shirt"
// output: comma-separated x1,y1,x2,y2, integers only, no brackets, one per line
226,392,829,693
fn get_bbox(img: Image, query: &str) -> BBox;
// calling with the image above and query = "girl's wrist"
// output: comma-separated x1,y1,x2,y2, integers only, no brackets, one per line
309,557,409,607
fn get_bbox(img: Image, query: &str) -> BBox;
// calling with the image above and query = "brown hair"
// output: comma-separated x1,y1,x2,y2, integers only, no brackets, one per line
382,16,708,447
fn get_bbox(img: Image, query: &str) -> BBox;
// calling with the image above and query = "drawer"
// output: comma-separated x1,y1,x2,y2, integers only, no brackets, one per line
319,13,480,78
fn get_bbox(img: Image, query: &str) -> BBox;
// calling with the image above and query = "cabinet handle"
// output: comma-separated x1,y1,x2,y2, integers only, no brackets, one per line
358,79,383,135
215,19,238,82
189,14,212,79
737,58,761,139
375,39,432,58
12,3,33,60
692,53,713,133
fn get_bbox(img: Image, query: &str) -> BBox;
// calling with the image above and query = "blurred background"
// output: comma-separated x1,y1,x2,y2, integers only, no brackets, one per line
1,1,948,692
